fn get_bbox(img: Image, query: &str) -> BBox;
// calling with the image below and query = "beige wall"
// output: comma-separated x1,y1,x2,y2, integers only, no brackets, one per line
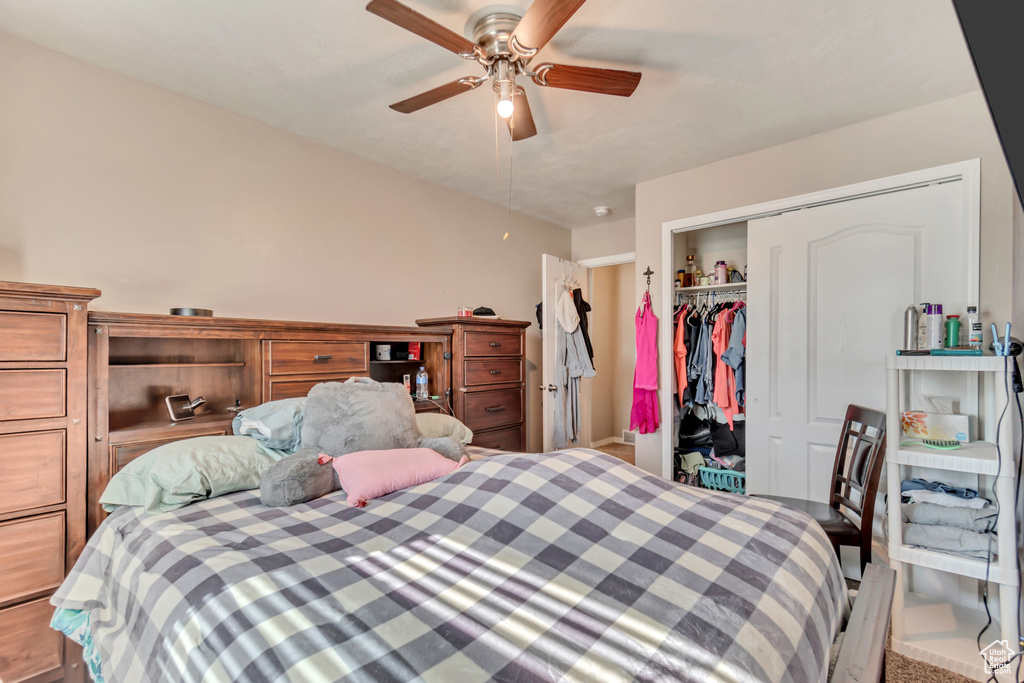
587,262,635,442
633,91,1015,475
0,33,571,452
571,217,635,262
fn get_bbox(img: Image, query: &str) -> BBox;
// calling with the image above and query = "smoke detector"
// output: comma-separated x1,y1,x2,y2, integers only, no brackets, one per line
594,206,611,217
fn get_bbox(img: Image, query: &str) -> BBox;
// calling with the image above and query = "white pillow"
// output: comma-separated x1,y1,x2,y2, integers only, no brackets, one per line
415,413,473,444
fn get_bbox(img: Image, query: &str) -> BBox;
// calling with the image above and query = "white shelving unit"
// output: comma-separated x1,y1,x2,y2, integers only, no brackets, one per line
885,354,1019,681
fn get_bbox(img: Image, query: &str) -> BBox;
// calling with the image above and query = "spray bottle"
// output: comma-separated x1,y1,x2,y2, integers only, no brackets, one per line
903,305,919,350
917,303,930,350
926,304,944,350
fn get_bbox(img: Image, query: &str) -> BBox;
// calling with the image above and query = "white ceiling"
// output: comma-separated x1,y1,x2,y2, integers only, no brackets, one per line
0,0,979,228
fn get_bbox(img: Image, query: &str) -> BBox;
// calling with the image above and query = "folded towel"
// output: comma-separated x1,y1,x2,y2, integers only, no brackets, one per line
901,502,997,533
903,522,995,560
903,489,990,509
901,477,979,499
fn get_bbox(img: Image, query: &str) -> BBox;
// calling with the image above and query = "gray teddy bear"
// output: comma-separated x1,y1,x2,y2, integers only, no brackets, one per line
260,377,466,507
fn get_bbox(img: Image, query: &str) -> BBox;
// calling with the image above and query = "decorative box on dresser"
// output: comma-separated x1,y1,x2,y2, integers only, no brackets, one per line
0,281,99,683
417,317,530,452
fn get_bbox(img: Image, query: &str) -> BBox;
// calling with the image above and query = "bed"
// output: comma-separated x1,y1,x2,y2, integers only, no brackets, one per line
53,447,848,683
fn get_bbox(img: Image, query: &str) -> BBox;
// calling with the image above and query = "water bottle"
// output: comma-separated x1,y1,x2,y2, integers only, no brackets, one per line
416,367,429,399
965,306,982,347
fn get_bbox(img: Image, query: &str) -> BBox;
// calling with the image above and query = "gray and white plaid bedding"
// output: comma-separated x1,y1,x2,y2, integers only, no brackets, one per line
53,448,848,683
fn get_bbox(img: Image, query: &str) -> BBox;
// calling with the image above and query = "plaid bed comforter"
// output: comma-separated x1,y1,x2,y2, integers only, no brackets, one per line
53,449,848,683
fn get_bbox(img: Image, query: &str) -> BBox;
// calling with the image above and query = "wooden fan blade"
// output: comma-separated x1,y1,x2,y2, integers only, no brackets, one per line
509,0,588,56
390,79,478,113
367,0,480,57
533,63,641,97
505,90,537,141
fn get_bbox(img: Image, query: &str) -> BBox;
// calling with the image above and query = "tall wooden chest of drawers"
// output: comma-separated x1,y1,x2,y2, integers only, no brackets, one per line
0,281,99,683
417,317,530,452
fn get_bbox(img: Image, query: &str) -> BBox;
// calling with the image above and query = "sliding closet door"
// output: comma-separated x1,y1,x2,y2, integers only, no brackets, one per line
746,180,975,500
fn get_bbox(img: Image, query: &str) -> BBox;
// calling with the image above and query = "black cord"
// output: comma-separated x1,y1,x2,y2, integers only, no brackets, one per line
976,356,1022,681
1014,380,1023,683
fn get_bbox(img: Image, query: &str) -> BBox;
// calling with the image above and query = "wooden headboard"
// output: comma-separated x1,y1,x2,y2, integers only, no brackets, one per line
86,312,453,533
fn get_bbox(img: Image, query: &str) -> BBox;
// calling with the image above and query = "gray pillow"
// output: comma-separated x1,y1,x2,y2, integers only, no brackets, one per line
100,435,289,514
232,397,306,452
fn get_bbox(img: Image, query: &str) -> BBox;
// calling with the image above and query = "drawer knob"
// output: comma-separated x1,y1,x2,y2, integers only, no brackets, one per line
314,355,333,361
489,342,502,347
485,406,507,413
489,369,502,375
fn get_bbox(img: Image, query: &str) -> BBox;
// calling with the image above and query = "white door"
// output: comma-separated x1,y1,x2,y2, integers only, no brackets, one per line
541,254,590,452
746,180,974,500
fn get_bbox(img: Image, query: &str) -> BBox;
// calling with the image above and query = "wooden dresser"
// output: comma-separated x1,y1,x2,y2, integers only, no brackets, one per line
417,317,530,452
0,282,99,683
88,313,452,533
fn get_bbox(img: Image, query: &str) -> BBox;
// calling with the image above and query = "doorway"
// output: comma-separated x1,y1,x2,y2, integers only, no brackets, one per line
585,261,636,465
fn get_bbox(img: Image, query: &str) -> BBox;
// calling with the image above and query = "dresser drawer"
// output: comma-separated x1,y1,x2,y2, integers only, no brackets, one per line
267,341,368,376
0,597,64,683
464,331,522,357
471,425,523,452
0,312,66,362
110,430,229,473
267,376,362,401
464,359,522,387
0,431,65,514
463,388,523,431
0,513,65,608
0,369,66,421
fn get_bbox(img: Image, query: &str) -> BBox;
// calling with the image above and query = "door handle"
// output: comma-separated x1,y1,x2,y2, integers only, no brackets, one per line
313,355,333,361
547,384,557,392
485,406,507,413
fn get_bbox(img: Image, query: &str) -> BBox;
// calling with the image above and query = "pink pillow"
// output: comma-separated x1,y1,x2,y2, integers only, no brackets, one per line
331,448,469,508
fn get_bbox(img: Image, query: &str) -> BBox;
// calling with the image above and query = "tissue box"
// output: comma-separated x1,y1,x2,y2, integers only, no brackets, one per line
901,411,970,442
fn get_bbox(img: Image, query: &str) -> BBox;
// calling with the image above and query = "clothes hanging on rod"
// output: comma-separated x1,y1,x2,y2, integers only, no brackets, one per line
572,288,594,367
672,290,747,428
552,286,595,449
630,291,659,434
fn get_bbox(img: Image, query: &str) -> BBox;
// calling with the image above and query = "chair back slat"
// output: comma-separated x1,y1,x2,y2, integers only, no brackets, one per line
829,404,887,521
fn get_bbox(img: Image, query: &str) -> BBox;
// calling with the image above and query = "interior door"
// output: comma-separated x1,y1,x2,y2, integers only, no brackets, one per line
746,180,974,500
541,254,590,452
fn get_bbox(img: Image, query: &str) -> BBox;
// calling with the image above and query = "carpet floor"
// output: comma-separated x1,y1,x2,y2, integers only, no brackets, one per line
593,442,635,466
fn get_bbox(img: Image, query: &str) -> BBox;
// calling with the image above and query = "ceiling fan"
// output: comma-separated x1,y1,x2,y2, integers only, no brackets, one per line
366,0,642,141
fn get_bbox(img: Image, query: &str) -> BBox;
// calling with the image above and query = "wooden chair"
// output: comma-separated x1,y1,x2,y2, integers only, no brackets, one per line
757,404,887,572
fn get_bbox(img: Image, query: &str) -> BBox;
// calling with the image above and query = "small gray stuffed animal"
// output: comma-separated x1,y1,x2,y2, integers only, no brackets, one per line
260,377,467,507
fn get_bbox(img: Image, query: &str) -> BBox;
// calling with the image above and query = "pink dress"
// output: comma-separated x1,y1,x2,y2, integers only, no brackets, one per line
630,292,660,434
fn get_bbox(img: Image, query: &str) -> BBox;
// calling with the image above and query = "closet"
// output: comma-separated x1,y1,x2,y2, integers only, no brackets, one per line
670,222,749,490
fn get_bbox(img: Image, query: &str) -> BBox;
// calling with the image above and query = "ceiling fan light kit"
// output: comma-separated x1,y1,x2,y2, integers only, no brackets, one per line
365,0,642,140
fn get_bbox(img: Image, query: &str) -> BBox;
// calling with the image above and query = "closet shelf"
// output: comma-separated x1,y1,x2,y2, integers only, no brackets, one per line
675,282,747,293
892,441,999,475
